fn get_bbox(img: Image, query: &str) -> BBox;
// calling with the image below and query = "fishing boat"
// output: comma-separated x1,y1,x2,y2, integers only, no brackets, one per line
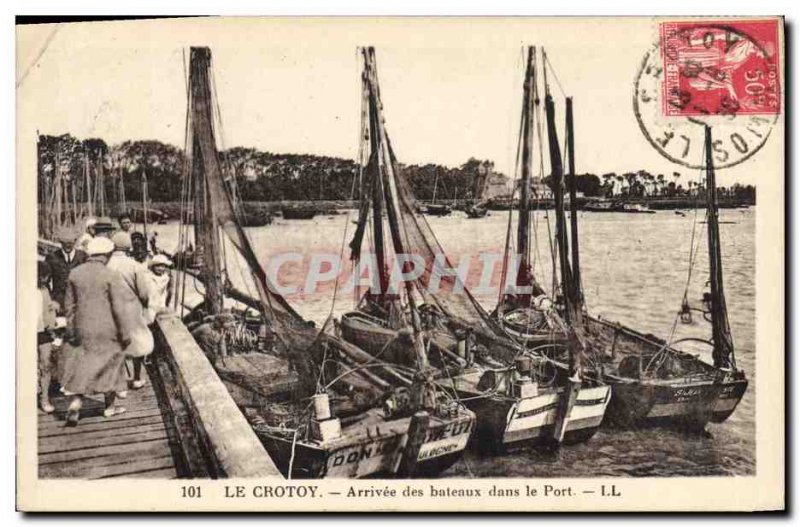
420,167,453,216
464,205,488,218
619,203,656,214
484,46,610,448
172,47,475,479
281,207,319,220
484,49,746,432
579,126,748,429
583,201,655,214
421,203,453,216
340,47,608,454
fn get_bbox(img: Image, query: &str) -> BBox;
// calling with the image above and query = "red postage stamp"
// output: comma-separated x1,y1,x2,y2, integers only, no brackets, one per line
660,19,781,117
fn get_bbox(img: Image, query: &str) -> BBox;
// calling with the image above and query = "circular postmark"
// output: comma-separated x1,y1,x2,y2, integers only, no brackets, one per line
634,21,781,169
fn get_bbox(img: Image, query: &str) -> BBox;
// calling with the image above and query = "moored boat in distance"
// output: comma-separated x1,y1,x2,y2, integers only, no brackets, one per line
421,203,453,216
583,200,655,213
464,202,489,218
281,207,319,220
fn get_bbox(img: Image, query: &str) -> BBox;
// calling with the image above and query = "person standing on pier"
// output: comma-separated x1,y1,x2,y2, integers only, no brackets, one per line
117,212,134,234
92,217,115,239
60,237,132,426
37,261,59,413
44,227,87,313
76,217,96,253
107,232,153,391
130,232,149,264
145,254,173,324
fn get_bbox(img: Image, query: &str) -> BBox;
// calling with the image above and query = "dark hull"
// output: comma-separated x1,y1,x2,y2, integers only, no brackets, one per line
604,375,748,430
423,204,453,216
465,207,488,219
583,315,748,431
281,208,319,220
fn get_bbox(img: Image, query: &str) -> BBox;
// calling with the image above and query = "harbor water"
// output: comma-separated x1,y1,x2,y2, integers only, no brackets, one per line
151,207,755,477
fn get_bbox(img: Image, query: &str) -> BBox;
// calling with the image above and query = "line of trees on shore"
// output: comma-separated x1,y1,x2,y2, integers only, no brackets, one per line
37,134,756,205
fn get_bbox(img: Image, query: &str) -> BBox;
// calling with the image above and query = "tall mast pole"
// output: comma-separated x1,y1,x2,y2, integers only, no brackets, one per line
363,59,388,296
98,150,106,217
364,47,429,371
119,159,127,213
188,47,225,315
516,46,535,298
704,125,735,369
565,97,583,314
544,49,584,445
543,49,575,326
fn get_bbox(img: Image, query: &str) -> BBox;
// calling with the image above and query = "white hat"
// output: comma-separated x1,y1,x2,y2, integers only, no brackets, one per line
148,254,173,268
85,217,97,228
111,231,132,250
86,237,115,256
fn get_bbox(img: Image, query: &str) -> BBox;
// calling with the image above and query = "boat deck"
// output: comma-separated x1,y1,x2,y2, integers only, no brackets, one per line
37,366,182,480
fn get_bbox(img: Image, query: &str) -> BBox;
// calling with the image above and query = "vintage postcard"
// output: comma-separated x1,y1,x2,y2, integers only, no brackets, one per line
16,16,784,512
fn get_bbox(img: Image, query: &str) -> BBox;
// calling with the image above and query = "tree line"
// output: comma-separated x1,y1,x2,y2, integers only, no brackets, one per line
37,134,755,205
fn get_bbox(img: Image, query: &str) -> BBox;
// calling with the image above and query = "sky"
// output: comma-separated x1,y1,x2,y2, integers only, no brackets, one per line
17,17,783,186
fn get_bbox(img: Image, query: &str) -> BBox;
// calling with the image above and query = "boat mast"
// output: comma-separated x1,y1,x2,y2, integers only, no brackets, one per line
97,150,106,217
118,160,127,213
84,150,93,218
704,125,735,369
363,46,429,371
364,64,389,295
188,47,225,315
516,46,536,300
565,97,583,313
542,49,578,326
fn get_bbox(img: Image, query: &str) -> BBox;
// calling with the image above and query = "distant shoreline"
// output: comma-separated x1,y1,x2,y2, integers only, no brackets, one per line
40,197,755,227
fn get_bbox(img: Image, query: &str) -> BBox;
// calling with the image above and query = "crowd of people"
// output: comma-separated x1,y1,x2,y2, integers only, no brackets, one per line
37,213,174,426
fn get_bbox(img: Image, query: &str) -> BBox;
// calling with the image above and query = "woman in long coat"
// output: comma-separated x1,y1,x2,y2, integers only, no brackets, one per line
60,237,137,425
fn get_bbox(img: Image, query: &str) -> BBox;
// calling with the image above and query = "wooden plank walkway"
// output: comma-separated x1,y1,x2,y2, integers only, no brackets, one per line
38,365,182,479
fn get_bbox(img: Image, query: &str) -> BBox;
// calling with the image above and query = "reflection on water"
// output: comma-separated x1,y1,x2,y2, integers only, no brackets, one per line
151,207,755,477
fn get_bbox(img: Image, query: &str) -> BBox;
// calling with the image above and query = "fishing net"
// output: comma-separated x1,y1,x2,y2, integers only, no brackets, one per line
348,49,520,362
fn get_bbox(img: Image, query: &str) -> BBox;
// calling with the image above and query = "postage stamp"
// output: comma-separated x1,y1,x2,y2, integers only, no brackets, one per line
634,18,783,169
660,20,781,117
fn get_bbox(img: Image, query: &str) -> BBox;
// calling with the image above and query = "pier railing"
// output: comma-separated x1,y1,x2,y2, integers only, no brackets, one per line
152,314,282,478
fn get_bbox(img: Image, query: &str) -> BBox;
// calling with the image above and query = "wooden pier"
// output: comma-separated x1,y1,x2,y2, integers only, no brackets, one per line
37,314,283,480
37,368,181,479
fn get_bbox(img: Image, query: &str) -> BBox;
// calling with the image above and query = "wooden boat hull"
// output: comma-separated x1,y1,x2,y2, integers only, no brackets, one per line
341,312,610,451
465,206,488,219
445,372,610,452
472,388,609,450
281,208,318,220
340,311,456,363
423,204,453,216
254,410,475,479
215,350,475,479
604,375,748,430
582,316,748,430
